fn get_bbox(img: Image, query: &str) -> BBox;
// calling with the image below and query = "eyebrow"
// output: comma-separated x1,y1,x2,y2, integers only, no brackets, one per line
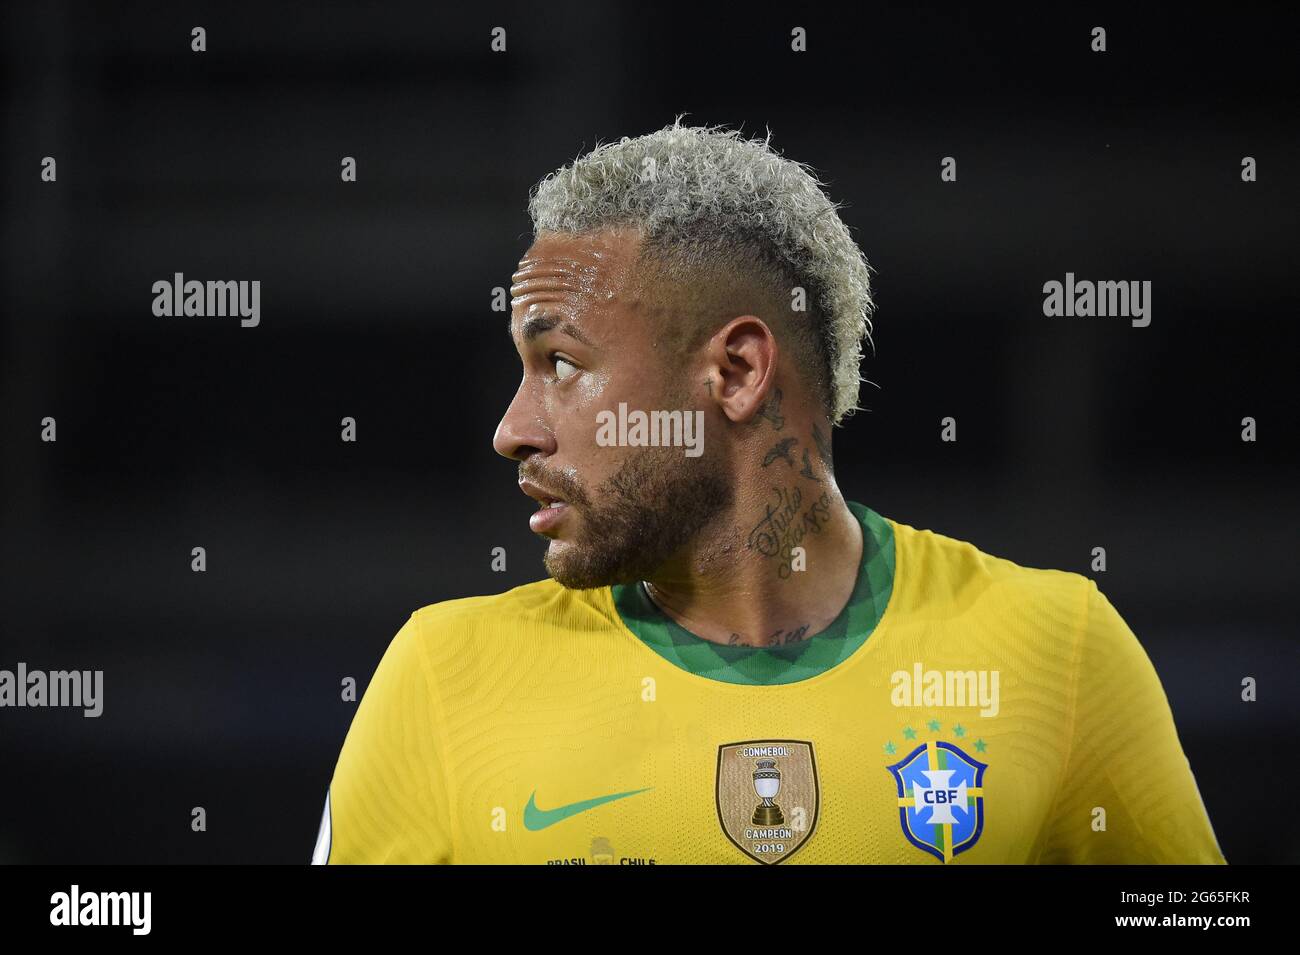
516,313,596,348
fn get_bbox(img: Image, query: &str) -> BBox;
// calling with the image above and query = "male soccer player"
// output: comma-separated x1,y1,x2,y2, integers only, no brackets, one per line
314,122,1224,865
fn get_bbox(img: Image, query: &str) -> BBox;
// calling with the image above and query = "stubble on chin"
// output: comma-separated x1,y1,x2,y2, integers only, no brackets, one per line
541,448,732,590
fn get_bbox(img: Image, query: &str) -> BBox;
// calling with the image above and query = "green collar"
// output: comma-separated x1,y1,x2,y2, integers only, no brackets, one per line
610,501,896,685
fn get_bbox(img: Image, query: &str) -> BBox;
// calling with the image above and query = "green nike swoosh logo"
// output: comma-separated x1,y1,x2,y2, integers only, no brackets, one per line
523,787,652,831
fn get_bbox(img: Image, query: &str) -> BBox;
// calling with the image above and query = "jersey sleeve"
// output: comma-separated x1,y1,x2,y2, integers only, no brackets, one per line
315,611,454,864
1038,579,1225,864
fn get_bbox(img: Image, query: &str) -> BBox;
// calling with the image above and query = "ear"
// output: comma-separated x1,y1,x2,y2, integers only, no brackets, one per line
704,317,778,424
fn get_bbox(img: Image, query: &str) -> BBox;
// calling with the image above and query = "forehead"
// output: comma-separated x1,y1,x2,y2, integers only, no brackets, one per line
510,227,645,331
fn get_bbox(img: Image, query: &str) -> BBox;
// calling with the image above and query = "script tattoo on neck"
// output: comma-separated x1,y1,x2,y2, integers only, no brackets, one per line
770,624,812,645
747,485,833,579
727,625,813,647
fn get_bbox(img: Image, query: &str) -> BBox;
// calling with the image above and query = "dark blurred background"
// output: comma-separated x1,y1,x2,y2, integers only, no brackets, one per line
2,2,1297,863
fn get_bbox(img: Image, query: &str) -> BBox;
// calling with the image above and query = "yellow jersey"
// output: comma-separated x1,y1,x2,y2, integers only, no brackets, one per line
314,502,1224,865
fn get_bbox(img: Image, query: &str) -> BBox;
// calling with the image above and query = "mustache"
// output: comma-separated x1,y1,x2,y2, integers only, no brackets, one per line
518,462,589,507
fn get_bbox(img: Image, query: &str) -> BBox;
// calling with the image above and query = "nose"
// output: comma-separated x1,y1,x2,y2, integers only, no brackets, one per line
493,376,556,461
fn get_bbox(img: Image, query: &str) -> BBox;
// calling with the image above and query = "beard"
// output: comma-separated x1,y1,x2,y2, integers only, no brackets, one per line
525,445,734,590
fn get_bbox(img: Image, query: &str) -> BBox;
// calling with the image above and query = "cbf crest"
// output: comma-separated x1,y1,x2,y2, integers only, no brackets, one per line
716,740,819,864
886,740,987,863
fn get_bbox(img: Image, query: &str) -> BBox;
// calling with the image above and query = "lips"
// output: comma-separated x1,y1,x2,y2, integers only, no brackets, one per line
528,501,569,534
518,478,567,509
519,477,571,535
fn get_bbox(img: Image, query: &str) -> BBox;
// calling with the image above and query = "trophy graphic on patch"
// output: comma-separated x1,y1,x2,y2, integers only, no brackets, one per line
717,741,819,864
751,758,785,826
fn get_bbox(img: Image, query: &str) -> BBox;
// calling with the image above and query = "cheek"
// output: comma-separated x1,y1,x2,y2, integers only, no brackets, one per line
575,368,609,405
548,372,614,478
552,369,617,446
541,368,610,421
552,369,665,483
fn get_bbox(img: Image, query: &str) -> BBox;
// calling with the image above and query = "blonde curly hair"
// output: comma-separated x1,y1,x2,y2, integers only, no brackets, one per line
527,119,876,426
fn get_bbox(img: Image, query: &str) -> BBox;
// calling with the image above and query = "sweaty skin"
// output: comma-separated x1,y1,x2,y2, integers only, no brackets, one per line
493,226,862,648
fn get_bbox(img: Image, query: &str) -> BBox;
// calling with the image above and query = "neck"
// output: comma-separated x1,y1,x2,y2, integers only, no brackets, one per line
641,423,862,648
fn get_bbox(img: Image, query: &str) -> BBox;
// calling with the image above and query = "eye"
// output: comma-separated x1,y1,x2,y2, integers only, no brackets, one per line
552,355,579,380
